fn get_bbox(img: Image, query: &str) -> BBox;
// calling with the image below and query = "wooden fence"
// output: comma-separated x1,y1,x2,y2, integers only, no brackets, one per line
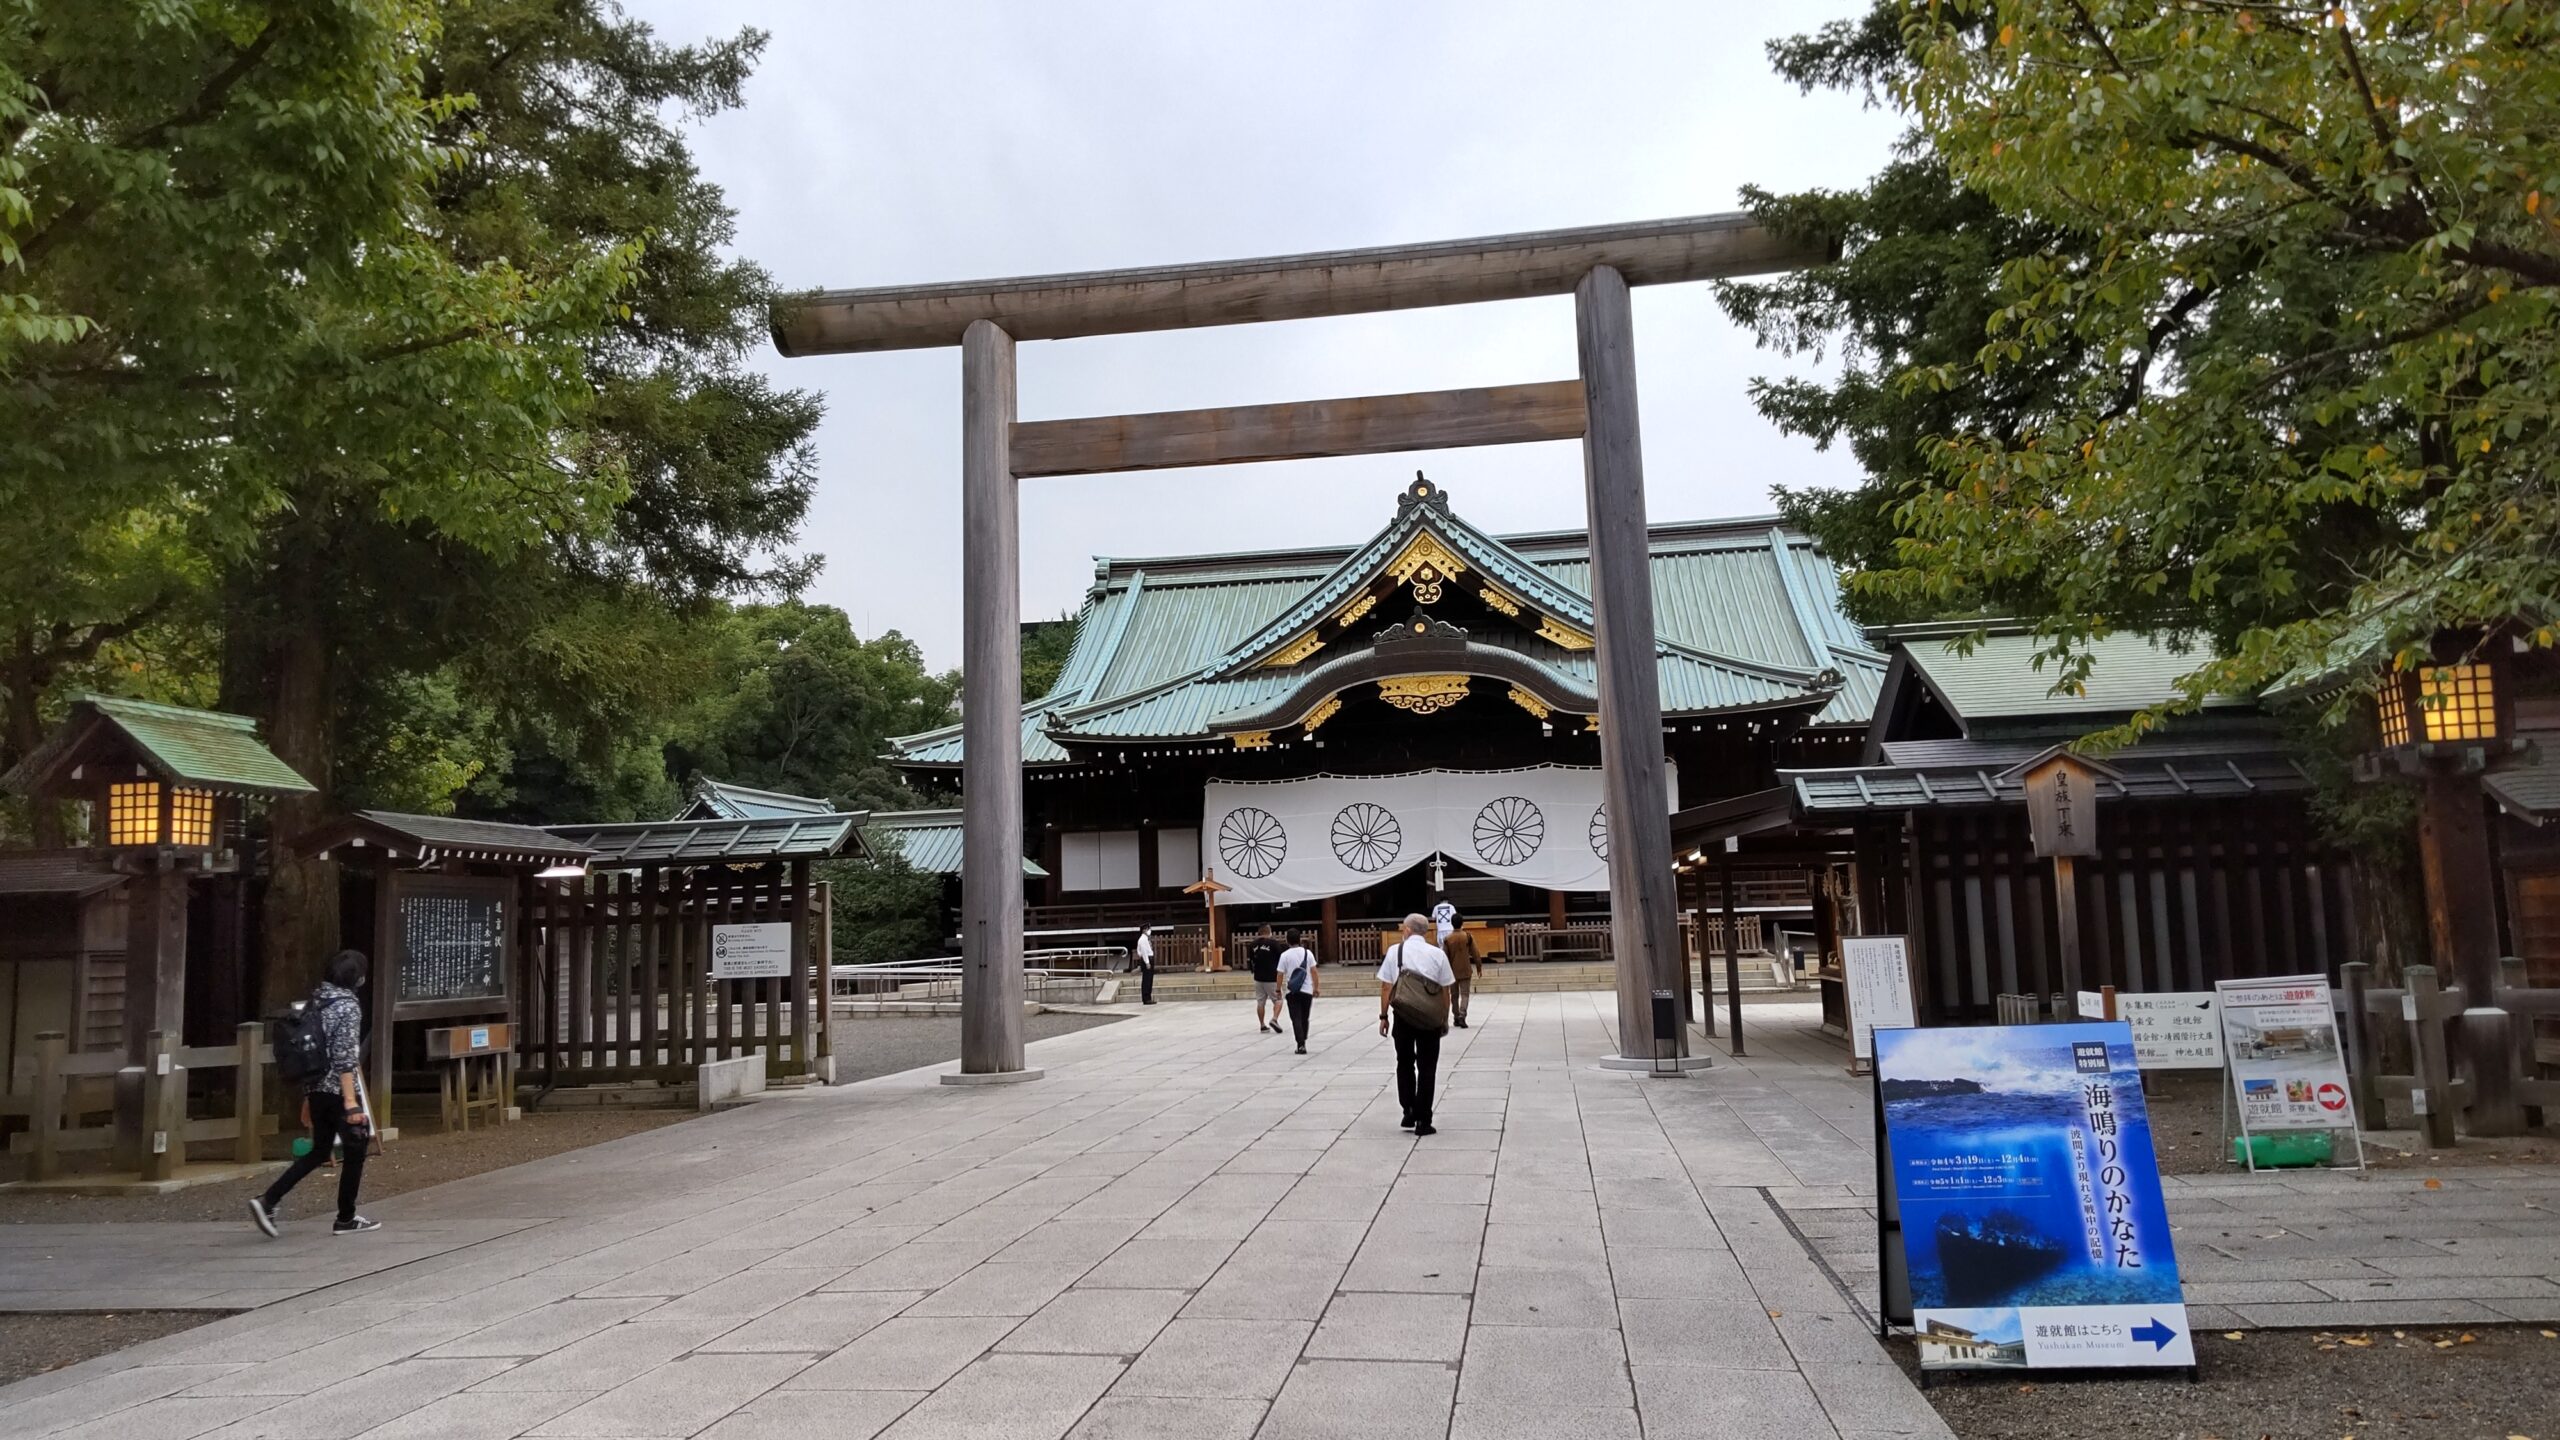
4,1025,276,1182
1906,804,2360,1021
2337,958,2560,1148
520,862,823,1088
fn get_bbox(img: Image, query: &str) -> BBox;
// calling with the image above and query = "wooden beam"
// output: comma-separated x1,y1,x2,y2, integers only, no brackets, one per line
774,213,1828,356
1010,381,1586,478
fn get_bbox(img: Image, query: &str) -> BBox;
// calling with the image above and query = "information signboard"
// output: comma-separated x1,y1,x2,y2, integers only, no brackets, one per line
2119,993,2223,1070
1842,935,1918,1064
2215,975,2361,1161
392,879,509,1012
1875,1023,2194,1372
711,922,794,980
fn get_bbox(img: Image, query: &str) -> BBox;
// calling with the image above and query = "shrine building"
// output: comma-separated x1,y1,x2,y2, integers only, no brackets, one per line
889,475,1879,966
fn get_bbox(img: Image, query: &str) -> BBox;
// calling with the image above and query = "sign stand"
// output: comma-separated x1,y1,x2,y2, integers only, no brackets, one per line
2214,975,2367,1174
1841,935,1917,1076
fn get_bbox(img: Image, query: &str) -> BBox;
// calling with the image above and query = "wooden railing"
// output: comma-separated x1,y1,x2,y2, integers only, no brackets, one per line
5,1026,277,1183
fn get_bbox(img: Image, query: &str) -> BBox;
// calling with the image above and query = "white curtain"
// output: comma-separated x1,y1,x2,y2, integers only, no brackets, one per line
1199,764,1674,904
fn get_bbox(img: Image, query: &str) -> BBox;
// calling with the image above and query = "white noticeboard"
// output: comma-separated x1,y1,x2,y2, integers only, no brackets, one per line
1841,935,1917,1063
710,922,793,980
2214,974,2362,1169
2118,992,2223,1070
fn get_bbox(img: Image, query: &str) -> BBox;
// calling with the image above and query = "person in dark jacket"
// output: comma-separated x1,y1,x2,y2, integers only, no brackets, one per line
249,950,380,1236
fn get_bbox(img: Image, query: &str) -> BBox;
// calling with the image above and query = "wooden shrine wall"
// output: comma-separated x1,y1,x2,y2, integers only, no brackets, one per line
1901,800,2363,1021
517,860,818,1086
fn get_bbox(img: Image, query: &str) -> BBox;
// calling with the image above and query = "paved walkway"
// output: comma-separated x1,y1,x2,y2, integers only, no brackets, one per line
6,995,2554,1440
0,993,1946,1440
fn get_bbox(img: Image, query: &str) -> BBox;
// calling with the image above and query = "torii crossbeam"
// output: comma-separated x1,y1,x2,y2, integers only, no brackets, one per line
773,214,1832,1079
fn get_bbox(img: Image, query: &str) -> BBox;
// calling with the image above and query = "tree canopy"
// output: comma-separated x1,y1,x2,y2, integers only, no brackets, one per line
1768,1,2560,712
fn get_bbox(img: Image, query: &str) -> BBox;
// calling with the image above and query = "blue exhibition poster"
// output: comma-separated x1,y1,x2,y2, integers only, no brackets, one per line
1874,1022,2194,1371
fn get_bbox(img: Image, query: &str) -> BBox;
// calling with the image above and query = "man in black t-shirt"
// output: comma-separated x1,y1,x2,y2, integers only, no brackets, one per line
1246,923,1285,1035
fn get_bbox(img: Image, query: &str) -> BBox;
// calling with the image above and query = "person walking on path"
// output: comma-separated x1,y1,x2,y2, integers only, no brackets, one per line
1442,910,1477,1029
249,950,380,1237
1246,922,1287,1034
1378,914,1454,1135
1135,926,1156,1005
1278,928,1319,1053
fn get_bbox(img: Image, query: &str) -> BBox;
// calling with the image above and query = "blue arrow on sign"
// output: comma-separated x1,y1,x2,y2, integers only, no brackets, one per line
2130,1318,2178,1351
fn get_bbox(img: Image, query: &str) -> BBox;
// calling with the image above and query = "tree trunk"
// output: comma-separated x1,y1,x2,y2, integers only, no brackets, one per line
257,605,339,1011
2355,848,2423,987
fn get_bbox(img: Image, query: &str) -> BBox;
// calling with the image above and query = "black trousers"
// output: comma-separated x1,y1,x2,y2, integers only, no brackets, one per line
1393,1017,1443,1127
1286,991,1313,1046
262,1089,368,1224
1139,963,1155,1004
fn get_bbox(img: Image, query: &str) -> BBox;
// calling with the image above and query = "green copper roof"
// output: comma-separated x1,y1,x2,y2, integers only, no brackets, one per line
1887,628,2245,730
891,479,1885,768
865,809,1050,877
3,695,316,798
676,777,839,821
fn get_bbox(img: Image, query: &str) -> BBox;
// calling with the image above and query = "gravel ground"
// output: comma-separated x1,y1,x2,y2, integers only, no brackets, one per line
0,1312,217,1386
2138,1070,2560,1175
828,1009,1127,1084
1910,1325,2560,1440
0,1106,691,1224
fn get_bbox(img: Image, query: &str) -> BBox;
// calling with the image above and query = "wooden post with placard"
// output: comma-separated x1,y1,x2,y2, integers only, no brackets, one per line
2004,746,2122,1000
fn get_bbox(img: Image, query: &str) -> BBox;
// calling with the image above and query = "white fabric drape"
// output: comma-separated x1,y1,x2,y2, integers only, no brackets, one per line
1199,764,1674,904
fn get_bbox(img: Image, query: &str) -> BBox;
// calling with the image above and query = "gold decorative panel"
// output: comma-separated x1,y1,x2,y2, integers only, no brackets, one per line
1301,696,1343,735
1506,687,1550,721
1378,675,1470,715
1537,616,1595,651
1388,534,1468,604
1478,587,1521,618
1335,593,1378,627
1232,730,1274,751
1583,714,1601,732
1262,631,1325,668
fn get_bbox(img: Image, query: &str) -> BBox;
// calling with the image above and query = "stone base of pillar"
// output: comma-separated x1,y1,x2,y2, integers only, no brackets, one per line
939,1068,1046,1087
1594,1054,1715,1074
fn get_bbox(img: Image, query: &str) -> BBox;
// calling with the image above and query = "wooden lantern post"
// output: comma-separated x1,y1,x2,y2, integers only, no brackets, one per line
2005,747,2121,1001
1184,869,1233,972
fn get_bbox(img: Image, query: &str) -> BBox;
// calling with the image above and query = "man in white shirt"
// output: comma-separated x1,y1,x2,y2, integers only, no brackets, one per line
1377,913,1455,1135
1135,927,1155,1005
1277,930,1319,1053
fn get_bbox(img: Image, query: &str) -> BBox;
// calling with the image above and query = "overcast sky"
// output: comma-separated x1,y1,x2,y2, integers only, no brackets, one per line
619,0,1902,670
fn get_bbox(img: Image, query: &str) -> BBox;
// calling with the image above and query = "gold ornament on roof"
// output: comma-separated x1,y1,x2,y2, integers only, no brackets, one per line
1479,587,1522,618
1537,616,1596,651
1262,630,1325,668
1388,534,1468,604
1301,695,1343,735
1232,730,1273,751
1335,592,1378,627
1506,687,1551,721
1377,674,1470,715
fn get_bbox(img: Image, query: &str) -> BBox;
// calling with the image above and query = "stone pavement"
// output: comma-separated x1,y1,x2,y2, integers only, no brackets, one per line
0,991,1950,1440
0,1220,545,1312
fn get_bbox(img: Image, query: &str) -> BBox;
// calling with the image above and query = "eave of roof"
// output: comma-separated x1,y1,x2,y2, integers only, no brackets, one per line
864,809,1050,876
297,811,598,866
547,813,871,866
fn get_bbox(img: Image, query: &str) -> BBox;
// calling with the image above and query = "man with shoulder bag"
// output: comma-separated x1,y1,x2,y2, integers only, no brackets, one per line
1377,913,1454,1135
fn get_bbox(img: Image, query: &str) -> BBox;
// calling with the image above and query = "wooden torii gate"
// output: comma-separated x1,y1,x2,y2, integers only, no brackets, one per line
773,215,1828,1078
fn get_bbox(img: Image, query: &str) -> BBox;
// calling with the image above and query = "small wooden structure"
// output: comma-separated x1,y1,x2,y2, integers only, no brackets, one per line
1182,869,1232,971
527,813,866,1089
297,811,591,1130
3,697,309,1169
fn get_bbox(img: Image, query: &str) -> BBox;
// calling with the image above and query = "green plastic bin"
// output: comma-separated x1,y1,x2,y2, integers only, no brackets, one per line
2231,1131,2335,1168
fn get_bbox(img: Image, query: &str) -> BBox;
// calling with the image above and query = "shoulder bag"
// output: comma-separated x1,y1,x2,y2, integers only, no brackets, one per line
1388,939,1449,1033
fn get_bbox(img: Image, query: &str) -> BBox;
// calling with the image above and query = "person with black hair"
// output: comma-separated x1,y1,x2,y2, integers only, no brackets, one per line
1277,928,1319,1052
249,950,380,1236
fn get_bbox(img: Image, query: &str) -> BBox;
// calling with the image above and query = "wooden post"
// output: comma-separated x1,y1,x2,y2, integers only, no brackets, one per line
1547,888,1568,933
2407,965,2460,1149
1719,848,1745,1054
2051,855,2086,1002
2459,1006,2523,1137
816,879,836,1080
1319,895,1339,967
2498,956,2543,1128
2418,774,2501,1002
29,1031,66,1182
2340,960,2379,1120
789,858,813,1071
1576,264,1686,1062
959,318,1029,1076
142,1030,182,1182
234,1021,265,1164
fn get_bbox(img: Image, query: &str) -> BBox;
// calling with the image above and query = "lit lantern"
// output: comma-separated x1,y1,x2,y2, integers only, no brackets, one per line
2375,657,2508,751
1,695,313,861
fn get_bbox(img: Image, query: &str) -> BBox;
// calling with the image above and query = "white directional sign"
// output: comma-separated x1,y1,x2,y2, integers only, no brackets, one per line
711,922,793,980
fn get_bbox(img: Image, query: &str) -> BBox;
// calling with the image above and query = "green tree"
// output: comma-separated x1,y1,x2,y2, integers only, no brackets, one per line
1020,611,1079,700
1874,0,2560,705
669,602,958,815
823,850,946,965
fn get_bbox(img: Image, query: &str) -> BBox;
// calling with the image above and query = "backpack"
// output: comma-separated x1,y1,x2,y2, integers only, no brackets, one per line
270,998,329,1084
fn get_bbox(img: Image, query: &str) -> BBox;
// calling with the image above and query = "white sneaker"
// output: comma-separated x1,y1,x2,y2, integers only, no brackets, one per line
333,1216,381,1235
247,1197,279,1239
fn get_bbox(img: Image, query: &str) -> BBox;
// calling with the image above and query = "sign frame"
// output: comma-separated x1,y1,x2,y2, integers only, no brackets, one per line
1874,1022,2197,1378
1841,934,1917,1071
2214,974,2366,1173
711,921,795,981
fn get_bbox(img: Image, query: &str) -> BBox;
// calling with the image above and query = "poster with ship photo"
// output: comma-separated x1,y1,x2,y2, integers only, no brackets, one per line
1874,1023,2194,1372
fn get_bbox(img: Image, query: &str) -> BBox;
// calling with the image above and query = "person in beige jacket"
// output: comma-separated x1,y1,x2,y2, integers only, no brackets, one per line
1441,911,1478,1029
